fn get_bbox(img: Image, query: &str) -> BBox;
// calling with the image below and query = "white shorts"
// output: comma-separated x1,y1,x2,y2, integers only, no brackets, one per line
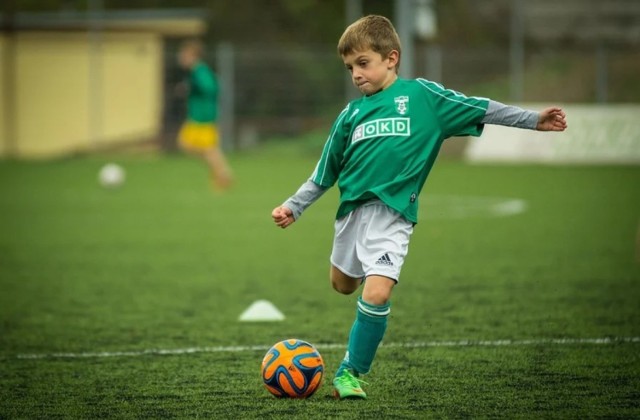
330,200,414,282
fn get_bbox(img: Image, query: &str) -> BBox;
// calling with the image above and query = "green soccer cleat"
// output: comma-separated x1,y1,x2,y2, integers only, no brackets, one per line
332,369,368,399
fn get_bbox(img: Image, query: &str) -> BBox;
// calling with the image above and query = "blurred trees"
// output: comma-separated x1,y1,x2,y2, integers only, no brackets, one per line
7,0,516,48
10,0,389,46
8,0,639,105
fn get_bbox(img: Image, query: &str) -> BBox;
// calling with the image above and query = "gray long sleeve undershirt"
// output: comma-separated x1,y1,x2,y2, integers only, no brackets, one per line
282,100,539,219
482,100,539,129
282,179,328,220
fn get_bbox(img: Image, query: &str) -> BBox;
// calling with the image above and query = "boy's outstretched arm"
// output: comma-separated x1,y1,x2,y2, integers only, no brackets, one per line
481,101,567,132
536,107,567,131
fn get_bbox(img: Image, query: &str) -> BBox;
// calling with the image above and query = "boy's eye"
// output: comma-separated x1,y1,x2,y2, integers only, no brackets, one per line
359,61,367,67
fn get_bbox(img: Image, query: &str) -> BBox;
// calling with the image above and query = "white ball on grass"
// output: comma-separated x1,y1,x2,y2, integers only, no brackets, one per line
98,163,126,188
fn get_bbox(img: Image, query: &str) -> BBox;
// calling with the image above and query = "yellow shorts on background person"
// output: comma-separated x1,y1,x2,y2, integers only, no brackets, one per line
178,121,219,151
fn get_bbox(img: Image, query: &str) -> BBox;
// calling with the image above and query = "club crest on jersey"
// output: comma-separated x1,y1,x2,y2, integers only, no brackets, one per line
394,96,409,115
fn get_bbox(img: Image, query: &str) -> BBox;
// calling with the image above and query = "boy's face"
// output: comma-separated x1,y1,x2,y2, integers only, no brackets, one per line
342,49,399,95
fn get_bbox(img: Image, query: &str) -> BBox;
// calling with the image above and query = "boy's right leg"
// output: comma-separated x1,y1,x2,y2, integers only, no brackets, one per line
330,265,361,295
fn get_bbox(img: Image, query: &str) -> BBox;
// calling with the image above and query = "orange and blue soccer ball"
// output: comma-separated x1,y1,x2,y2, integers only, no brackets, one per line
261,339,324,398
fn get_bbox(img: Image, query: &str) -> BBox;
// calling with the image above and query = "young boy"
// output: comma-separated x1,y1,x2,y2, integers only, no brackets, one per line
271,15,566,400
177,39,233,190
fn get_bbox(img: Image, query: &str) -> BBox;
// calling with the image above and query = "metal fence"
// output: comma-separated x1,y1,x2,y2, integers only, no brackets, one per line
6,1,639,153
161,41,640,151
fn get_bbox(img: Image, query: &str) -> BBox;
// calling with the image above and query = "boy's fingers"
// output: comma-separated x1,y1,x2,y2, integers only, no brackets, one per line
277,218,291,228
272,206,294,227
272,207,286,218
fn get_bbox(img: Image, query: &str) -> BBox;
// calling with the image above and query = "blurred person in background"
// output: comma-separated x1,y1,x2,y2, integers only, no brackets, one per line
177,39,233,191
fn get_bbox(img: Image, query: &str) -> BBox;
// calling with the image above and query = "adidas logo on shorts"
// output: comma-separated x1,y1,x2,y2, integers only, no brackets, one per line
375,253,393,266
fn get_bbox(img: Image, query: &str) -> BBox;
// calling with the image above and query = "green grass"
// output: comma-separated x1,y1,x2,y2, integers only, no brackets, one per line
1,144,639,418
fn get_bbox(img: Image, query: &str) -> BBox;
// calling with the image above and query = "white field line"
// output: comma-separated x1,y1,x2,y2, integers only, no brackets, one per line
14,337,640,360
419,195,528,219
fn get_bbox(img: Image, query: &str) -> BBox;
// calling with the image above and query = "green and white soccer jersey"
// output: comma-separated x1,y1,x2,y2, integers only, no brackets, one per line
187,62,219,123
312,78,489,223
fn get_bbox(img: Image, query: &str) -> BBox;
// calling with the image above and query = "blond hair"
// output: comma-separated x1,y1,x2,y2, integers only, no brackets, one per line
337,15,402,73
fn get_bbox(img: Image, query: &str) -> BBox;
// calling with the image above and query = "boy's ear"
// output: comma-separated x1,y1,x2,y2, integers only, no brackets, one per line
386,50,400,69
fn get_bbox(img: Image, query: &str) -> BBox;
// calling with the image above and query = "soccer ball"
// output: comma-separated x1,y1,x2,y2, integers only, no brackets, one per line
261,339,324,398
98,163,125,188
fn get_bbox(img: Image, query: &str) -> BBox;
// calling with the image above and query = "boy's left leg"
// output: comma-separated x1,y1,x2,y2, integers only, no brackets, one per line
335,275,394,372
332,203,413,399
333,276,394,399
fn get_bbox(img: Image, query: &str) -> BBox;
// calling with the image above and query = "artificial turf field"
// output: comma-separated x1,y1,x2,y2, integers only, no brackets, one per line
1,143,639,419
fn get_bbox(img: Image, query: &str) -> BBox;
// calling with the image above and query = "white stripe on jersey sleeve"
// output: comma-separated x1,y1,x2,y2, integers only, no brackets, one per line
416,78,488,112
314,104,351,185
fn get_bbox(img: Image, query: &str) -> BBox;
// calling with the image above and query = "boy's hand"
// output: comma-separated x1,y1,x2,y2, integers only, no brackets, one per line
537,107,567,132
272,206,295,229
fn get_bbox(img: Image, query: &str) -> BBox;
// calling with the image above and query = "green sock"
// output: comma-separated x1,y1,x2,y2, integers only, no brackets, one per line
336,296,390,376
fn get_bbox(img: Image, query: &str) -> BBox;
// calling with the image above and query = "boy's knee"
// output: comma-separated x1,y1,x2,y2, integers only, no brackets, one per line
361,276,395,306
331,278,358,295
330,266,360,295
361,290,390,306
